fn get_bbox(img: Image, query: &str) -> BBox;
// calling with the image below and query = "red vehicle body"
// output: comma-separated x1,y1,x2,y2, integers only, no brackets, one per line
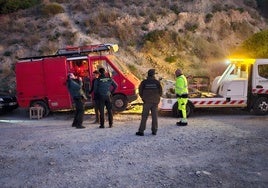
16,44,140,116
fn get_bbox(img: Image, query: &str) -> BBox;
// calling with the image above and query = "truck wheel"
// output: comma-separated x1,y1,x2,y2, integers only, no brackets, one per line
253,97,268,115
112,94,128,112
31,101,50,117
172,101,193,118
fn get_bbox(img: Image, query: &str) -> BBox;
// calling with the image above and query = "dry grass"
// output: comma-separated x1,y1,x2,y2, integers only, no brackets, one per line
0,0,266,92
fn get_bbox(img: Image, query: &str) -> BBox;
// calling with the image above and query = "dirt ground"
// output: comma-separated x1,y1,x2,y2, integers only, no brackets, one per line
0,108,267,188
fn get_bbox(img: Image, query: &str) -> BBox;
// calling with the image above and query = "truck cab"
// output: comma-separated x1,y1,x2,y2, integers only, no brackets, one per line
252,59,268,92
66,54,139,111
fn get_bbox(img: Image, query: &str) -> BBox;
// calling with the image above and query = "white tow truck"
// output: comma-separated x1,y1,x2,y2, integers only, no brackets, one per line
159,58,268,116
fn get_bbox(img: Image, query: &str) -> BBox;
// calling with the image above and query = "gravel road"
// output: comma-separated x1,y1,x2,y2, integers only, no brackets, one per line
0,108,267,188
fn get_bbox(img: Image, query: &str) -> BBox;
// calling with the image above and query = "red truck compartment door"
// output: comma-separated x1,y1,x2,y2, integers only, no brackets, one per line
43,57,72,110
16,61,46,107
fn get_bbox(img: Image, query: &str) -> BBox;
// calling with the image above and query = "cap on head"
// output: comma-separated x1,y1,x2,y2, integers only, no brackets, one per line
175,69,182,77
148,69,156,77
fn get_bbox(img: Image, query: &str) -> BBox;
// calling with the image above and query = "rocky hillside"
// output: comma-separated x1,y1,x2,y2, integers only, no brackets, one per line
0,0,267,92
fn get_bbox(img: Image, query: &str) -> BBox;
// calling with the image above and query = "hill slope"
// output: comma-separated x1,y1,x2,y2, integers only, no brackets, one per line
0,0,267,92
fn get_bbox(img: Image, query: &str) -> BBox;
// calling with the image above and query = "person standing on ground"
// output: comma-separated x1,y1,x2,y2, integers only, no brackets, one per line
175,69,189,126
136,69,163,136
94,68,117,128
89,70,100,123
67,73,87,129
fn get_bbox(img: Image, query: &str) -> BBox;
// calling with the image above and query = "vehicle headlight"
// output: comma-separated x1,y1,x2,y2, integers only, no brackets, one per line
0,98,4,102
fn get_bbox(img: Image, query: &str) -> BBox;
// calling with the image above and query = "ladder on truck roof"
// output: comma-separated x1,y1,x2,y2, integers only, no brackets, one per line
19,43,119,61
56,43,119,55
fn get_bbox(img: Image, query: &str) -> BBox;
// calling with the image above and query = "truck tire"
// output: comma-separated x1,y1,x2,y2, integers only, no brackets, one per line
172,101,193,118
253,97,268,115
112,94,128,112
30,100,50,117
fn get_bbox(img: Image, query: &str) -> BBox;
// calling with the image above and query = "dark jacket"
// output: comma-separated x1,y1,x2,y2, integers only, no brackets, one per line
67,78,85,99
94,74,117,96
139,76,163,103
89,78,99,99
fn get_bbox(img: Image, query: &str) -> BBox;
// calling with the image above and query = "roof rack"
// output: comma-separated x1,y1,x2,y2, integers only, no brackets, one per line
19,43,119,61
56,43,118,55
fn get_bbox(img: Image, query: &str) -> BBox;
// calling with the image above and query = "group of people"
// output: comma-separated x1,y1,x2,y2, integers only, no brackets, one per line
67,67,189,135
67,67,117,129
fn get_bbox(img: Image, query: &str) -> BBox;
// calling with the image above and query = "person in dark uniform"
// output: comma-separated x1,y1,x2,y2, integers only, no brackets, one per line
89,70,100,123
94,68,117,128
67,73,87,129
136,69,163,136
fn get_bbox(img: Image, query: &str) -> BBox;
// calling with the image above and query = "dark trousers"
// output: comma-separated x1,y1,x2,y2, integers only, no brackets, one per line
72,97,84,127
99,95,113,126
94,99,100,121
139,102,158,133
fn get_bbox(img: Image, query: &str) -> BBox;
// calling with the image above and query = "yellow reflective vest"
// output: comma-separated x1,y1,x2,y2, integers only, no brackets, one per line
175,75,188,95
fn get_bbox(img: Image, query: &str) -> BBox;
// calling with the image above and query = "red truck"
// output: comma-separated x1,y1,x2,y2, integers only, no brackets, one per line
16,43,140,116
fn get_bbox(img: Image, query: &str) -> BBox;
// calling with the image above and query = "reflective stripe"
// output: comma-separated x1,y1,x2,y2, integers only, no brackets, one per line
193,100,246,106
252,88,268,94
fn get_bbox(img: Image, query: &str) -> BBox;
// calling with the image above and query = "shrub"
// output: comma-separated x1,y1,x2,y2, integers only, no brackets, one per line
94,8,119,24
236,8,244,13
170,4,180,14
20,32,40,48
184,22,199,32
61,21,70,28
51,0,69,3
218,20,230,39
41,3,64,17
3,51,12,56
143,30,166,43
61,30,78,45
212,3,222,13
205,13,213,23
165,55,177,63
48,31,61,41
149,13,157,22
127,64,137,73
141,25,148,31
233,30,268,58
113,23,137,46
0,0,40,14
244,0,257,8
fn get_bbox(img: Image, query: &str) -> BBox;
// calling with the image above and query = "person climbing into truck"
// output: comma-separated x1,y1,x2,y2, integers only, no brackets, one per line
67,73,87,129
175,69,189,126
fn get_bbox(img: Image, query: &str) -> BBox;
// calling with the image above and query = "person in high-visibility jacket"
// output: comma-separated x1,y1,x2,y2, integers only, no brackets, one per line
175,69,188,126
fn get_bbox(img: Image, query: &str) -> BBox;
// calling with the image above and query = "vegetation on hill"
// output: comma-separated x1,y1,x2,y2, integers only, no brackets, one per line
232,30,268,58
0,0,267,93
0,0,40,14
